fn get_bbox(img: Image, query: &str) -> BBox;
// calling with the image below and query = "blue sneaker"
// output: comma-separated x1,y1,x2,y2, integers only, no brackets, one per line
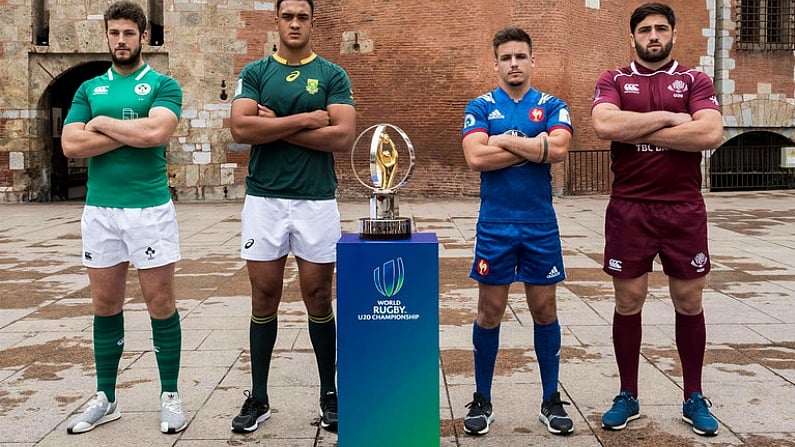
601,391,640,430
682,392,718,436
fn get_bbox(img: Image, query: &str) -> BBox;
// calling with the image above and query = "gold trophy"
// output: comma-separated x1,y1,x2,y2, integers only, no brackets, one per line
351,124,415,240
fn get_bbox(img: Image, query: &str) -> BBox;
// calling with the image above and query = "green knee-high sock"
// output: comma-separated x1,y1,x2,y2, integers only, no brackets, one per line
151,311,181,394
308,312,337,395
250,313,278,402
94,312,125,402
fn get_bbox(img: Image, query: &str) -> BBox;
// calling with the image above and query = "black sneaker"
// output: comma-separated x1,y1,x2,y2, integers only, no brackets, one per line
463,392,494,435
319,391,338,432
231,390,270,433
539,391,574,435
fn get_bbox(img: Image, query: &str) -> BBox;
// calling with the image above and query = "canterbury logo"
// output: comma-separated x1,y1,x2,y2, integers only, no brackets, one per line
286,71,300,82
624,83,640,93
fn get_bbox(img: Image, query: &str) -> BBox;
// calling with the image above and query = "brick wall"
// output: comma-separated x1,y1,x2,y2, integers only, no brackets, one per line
1,0,793,202
228,0,640,198
0,153,11,187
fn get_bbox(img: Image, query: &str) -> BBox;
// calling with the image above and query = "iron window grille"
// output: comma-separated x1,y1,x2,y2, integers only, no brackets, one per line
736,0,795,51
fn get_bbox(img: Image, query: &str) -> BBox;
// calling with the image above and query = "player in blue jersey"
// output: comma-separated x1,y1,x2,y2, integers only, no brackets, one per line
461,27,574,437
61,1,185,435
228,0,355,434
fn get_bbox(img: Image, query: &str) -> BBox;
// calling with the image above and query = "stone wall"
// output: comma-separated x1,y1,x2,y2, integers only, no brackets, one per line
0,0,793,202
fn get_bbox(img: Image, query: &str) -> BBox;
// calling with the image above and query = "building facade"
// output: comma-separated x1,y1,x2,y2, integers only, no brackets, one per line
1,0,793,202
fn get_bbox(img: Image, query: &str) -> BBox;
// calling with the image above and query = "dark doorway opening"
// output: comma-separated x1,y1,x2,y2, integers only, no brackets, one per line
49,61,111,201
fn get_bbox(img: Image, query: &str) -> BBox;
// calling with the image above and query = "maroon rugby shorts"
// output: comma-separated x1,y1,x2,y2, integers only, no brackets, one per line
603,198,710,279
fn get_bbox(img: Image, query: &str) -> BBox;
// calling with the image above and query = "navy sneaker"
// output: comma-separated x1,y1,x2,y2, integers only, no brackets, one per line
231,391,270,433
601,391,640,430
539,391,574,435
463,392,494,435
319,391,338,432
683,392,719,436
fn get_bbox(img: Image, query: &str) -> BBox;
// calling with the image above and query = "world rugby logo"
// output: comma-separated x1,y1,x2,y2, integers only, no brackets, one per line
373,257,405,297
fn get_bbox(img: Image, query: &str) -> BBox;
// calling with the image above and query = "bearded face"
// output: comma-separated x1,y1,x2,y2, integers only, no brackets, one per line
633,37,673,64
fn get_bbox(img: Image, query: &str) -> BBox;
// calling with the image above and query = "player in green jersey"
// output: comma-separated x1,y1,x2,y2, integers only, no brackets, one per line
61,1,186,435
229,0,355,434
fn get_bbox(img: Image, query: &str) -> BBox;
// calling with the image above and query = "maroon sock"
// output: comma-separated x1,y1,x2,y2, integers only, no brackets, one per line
613,311,642,397
676,311,706,400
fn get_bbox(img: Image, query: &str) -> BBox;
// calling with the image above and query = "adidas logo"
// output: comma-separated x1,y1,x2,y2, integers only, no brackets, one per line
487,109,505,120
546,265,561,279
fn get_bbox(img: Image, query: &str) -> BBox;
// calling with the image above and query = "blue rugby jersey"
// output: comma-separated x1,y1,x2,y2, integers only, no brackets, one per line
462,87,573,223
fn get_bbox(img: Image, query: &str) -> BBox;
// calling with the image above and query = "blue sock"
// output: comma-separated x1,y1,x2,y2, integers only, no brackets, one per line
473,320,500,401
534,319,561,402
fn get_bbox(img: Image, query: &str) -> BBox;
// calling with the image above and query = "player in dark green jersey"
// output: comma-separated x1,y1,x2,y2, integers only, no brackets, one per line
229,0,355,434
61,1,186,435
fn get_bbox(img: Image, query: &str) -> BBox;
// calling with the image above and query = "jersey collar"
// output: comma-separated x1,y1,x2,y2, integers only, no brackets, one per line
630,59,678,75
107,63,151,81
272,52,317,66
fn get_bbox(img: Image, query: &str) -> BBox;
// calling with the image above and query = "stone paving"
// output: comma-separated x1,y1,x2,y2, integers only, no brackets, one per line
1,191,794,447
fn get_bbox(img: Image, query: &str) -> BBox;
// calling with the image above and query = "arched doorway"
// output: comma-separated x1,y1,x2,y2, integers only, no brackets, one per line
709,131,795,191
47,61,111,200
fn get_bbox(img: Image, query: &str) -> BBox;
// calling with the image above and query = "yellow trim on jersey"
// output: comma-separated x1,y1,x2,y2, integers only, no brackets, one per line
272,52,317,65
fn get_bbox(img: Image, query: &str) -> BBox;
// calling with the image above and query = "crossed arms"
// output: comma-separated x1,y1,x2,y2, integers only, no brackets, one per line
61,107,179,159
462,128,572,172
591,103,722,152
229,98,356,153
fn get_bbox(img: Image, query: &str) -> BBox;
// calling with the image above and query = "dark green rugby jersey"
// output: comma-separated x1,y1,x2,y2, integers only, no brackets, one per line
64,64,182,208
234,53,355,200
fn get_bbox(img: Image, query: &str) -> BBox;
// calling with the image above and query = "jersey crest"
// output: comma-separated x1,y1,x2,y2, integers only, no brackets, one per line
134,83,152,96
306,78,319,94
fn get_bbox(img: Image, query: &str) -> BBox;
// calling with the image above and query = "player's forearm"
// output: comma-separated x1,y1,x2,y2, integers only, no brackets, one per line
494,132,569,164
230,114,311,145
635,119,722,152
464,144,524,172
282,125,355,153
87,115,175,148
592,109,678,143
61,124,123,159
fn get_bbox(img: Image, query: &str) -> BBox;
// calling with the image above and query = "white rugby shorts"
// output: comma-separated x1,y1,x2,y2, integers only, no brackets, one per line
240,195,340,264
81,201,181,269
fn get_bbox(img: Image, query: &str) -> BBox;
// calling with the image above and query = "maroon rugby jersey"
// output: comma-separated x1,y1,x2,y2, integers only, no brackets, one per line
592,60,720,202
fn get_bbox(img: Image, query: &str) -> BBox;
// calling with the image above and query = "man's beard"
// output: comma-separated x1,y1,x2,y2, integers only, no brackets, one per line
111,46,142,67
635,40,672,63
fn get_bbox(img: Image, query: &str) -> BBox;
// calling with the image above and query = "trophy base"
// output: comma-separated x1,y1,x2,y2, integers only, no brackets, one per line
358,217,412,240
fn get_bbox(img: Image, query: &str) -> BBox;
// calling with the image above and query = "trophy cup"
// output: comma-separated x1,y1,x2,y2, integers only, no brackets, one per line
350,124,415,240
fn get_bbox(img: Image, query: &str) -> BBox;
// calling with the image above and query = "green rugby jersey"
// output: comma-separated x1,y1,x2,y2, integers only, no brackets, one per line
64,64,182,208
235,53,354,200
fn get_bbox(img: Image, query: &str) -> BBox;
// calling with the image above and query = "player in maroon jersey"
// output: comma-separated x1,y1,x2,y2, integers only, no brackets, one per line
591,2,723,437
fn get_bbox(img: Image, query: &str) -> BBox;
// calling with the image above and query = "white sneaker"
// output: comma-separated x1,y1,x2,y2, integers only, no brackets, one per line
66,391,121,434
160,392,187,434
